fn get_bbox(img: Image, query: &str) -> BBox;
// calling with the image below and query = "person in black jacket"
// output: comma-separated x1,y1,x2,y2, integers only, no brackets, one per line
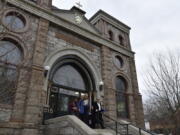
91,98,105,129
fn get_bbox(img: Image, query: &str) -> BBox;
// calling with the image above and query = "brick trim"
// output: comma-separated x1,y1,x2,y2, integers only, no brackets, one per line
55,32,95,51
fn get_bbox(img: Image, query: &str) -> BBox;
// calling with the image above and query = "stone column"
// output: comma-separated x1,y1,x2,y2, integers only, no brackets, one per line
101,45,116,118
22,18,49,135
134,94,145,128
10,68,31,123
129,57,145,128
127,94,136,124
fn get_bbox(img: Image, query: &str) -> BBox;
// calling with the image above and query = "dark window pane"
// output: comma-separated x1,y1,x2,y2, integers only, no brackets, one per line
0,40,21,105
119,35,124,45
0,41,22,64
116,76,126,92
0,65,17,104
115,56,123,68
116,76,128,118
108,30,113,41
57,94,69,112
4,13,25,30
53,65,86,90
116,94,128,118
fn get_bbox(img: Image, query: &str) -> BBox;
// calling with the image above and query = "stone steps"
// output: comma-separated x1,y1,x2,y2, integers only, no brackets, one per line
43,115,115,135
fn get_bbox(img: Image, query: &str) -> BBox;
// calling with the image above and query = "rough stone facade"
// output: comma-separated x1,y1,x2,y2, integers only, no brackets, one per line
46,26,101,73
0,0,145,134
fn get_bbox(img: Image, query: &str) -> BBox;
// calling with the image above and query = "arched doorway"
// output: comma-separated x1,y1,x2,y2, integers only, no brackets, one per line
47,55,95,117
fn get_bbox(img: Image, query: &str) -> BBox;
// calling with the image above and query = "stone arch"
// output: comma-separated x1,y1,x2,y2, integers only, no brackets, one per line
112,72,131,92
0,33,29,64
2,7,30,33
44,47,102,93
113,72,131,118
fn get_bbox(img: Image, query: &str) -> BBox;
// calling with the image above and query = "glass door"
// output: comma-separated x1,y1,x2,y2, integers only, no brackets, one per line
49,85,89,117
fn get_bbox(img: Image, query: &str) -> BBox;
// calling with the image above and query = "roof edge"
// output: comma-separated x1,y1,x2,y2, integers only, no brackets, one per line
70,6,86,15
89,10,131,30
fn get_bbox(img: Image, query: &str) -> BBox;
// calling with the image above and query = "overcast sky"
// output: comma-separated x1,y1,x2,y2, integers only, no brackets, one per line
52,0,180,101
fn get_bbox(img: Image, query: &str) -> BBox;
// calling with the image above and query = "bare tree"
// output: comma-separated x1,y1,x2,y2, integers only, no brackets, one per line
144,50,180,135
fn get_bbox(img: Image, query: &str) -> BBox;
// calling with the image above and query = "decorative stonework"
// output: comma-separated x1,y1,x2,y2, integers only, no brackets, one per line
1,8,29,33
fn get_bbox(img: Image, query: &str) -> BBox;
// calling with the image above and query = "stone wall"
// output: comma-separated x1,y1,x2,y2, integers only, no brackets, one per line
93,19,131,50
21,18,49,135
101,46,116,118
101,45,138,124
0,3,39,125
0,108,11,122
129,58,145,127
46,25,102,97
0,128,22,135
46,25,101,74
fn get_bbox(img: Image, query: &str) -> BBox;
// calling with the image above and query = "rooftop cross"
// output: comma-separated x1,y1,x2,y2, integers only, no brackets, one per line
76,1,83,8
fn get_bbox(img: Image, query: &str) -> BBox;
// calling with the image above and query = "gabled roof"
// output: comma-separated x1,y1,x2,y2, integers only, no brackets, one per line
89,10,131,33
51,6,100,35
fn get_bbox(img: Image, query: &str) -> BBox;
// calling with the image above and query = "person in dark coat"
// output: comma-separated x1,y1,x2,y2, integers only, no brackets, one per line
83,95,90,125
92,98,105,129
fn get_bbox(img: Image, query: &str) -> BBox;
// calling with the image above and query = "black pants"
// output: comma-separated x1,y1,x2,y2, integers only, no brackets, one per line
92,111,104,129
79,113,89,125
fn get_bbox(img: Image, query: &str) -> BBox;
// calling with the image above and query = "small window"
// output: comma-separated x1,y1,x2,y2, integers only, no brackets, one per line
114,56,124,69
0,40,22,105
108,30,114,41
119,35,124,45
3,10,27,32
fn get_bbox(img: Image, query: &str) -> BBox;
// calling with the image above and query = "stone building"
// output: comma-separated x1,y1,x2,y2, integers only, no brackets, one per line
0,0,144,134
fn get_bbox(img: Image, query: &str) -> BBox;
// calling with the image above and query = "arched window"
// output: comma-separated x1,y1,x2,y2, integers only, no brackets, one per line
114,56,124,69
48,56,95,116
0,40,22,105
53,64,86,90
108,30,114,41
119,35,124,45
115,76,128,118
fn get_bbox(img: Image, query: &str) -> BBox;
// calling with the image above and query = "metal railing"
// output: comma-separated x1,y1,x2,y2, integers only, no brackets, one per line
103,114,129,135
103,114,155,135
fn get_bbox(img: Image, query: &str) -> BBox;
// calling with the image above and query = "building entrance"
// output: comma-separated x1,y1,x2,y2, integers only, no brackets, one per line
44,55,95,119
49,84,89,117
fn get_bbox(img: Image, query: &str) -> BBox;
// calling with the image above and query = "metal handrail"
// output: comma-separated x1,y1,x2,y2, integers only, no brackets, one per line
103,114,155,135
103,114,129,135
128,122,155,135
